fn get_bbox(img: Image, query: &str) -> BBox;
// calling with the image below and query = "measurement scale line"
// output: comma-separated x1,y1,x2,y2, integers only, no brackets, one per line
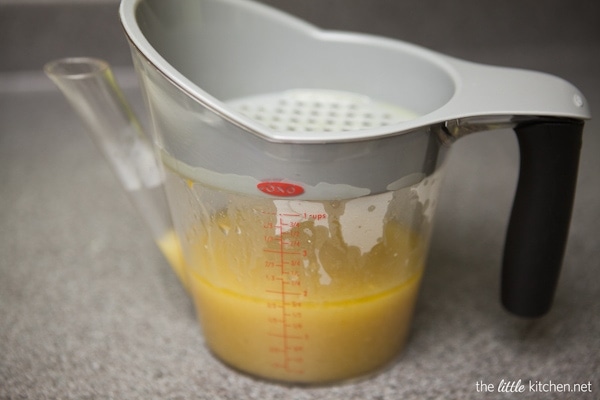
277,216,293,372
265,290,303,296
267,333,306,340
259,211,301,217
268,239,296,244
263,249,301,255
263,213,308,374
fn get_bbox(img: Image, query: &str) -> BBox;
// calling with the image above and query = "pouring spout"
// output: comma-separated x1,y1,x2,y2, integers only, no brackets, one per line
45,58,185,287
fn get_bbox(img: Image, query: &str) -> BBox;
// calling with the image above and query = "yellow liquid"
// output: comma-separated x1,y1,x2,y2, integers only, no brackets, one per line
159,212,425,384
192,270,421,383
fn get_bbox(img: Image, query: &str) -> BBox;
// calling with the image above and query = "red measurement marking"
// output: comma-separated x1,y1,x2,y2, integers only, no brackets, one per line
263,249,301,256
267,332,306,340
265,290,303,296
263,214,308,375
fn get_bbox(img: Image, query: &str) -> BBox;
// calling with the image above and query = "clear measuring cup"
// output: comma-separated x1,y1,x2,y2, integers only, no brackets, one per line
46,0,589,386
162,165,441,383
45,54,445,382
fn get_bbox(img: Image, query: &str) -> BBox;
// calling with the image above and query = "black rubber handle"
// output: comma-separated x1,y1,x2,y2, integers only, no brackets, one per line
502,119,583,317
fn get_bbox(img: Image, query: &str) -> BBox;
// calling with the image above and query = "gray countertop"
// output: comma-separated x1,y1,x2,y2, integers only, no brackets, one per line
1,1,599,399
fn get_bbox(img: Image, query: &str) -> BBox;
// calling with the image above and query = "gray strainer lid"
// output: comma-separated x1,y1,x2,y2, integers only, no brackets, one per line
121,0,589,199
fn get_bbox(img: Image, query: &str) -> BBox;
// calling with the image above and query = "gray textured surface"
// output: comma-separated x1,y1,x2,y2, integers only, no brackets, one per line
1,1,599,399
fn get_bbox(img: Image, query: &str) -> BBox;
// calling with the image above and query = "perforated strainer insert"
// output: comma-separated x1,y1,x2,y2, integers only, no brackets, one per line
228,89,417,134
